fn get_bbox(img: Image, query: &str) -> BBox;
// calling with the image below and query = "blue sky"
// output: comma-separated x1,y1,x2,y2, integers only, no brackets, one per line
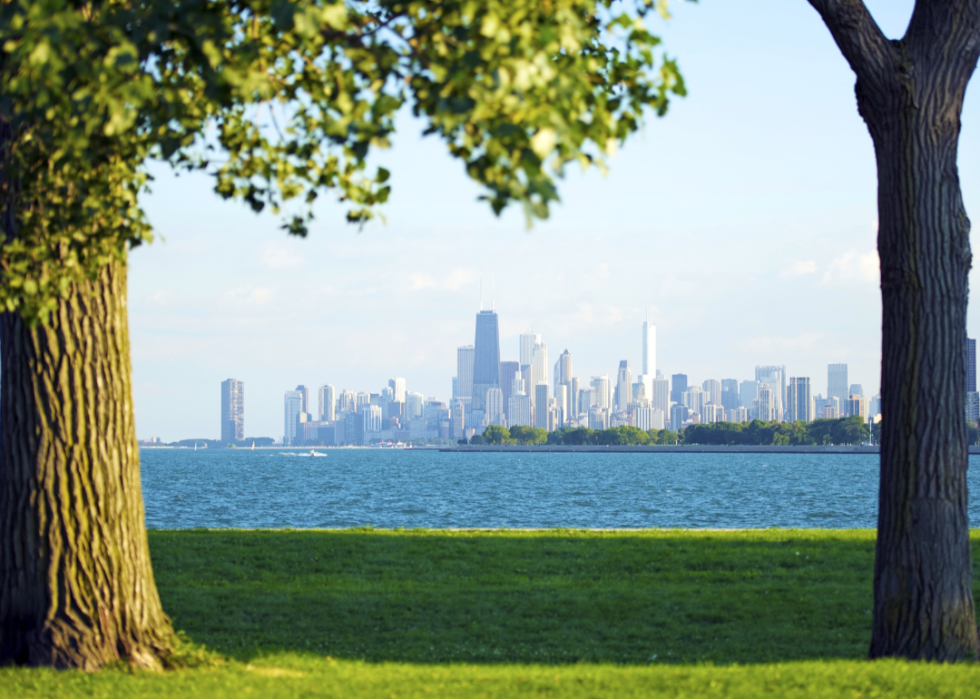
130,0,978,441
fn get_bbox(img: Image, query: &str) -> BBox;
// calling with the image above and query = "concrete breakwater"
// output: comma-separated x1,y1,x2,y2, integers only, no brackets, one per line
439,445,980,454
440,445,879,454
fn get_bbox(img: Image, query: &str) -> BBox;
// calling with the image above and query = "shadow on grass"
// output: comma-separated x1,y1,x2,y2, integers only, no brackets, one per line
148,529,931,665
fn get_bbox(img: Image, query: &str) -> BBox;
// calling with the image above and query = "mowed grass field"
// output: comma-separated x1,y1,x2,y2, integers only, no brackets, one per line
5,528,980,697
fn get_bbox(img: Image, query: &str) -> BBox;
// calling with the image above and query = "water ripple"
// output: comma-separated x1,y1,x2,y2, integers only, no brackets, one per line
139,450,980,530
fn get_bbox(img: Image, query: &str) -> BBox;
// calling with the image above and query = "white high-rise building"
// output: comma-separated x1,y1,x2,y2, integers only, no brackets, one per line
508,391,532,427
406,391,424,420
532,342,549,389
318,384,336,422
642,316,656,377
787,377,813,422
615,360,632,411
284,390,303,445
361,404,383,433
651,376,670,415
637,374,654,404
520,330,541,366
388,377,407,403
635,405,665,430
486,388,505,426
221,379,245,443
756,366,786,420
588,407,609,430
592,375,611,410
633,405,664,430
758,384,776,421
702,379,722,407
337,389,355,413
511,373,525,396
758,375,781,421
555,383,568,423
685,386,706,417
535,383,550,429
557,349,573,385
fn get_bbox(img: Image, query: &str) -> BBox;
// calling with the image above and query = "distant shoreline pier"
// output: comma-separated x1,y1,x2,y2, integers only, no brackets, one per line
440,445,897,454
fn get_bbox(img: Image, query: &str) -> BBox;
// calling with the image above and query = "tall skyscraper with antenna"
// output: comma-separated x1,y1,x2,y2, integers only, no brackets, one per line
471,308,501,415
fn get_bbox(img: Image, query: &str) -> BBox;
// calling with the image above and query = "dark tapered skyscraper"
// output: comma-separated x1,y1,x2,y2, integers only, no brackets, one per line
471,310,501,413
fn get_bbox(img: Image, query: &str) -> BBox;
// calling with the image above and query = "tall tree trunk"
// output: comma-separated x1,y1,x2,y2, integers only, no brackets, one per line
808,0,980,661
0,257,175,669
867,75,978,662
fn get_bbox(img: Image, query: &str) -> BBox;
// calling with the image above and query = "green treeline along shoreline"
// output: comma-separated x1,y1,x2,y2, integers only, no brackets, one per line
478,416,871,447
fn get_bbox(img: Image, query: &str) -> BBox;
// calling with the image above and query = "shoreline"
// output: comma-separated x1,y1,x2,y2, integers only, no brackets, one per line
441,445,886,454
139,444,980,454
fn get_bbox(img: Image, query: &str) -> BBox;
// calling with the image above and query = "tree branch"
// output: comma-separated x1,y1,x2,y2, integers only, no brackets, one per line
905,0,980,79
807,0,897,87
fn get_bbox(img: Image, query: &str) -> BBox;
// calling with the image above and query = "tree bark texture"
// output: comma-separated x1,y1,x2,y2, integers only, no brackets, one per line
809,0,980,660
0,257,175,669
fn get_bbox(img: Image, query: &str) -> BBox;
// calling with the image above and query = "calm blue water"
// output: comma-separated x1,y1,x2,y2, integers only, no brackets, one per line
139,449,980,530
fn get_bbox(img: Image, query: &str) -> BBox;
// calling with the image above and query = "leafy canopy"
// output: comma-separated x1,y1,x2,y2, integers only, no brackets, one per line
0,0,685,321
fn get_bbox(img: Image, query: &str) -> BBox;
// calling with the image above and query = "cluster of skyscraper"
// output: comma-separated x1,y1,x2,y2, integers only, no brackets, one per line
448,310,876,439
276,378,451,446
663,364,872,432
449,311,667,437
219,308,890,446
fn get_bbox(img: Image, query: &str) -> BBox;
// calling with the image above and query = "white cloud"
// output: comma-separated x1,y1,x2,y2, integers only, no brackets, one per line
822,250,879,285
406,269,481,293
781,260,817,278
445,268,476,291
572,303,623,326
258,242,305,271
148,290,173,306
220,285,274,309
408,273,438,290
739,331,828,353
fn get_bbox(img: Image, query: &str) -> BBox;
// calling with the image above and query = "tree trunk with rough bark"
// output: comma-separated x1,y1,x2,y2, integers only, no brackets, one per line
0,257,175,669
809,0,980,660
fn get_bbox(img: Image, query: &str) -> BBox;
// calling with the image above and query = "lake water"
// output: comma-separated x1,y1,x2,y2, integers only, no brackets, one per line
139,449,980,530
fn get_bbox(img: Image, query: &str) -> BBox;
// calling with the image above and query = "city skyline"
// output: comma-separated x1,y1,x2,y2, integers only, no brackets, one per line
196,308,883,445
126,1,974,441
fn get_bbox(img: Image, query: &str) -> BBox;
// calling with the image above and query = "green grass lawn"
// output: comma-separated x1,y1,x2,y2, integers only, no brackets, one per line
5,528,980,697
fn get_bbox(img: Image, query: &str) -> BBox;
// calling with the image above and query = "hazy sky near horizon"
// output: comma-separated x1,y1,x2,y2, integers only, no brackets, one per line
130,0,979,441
